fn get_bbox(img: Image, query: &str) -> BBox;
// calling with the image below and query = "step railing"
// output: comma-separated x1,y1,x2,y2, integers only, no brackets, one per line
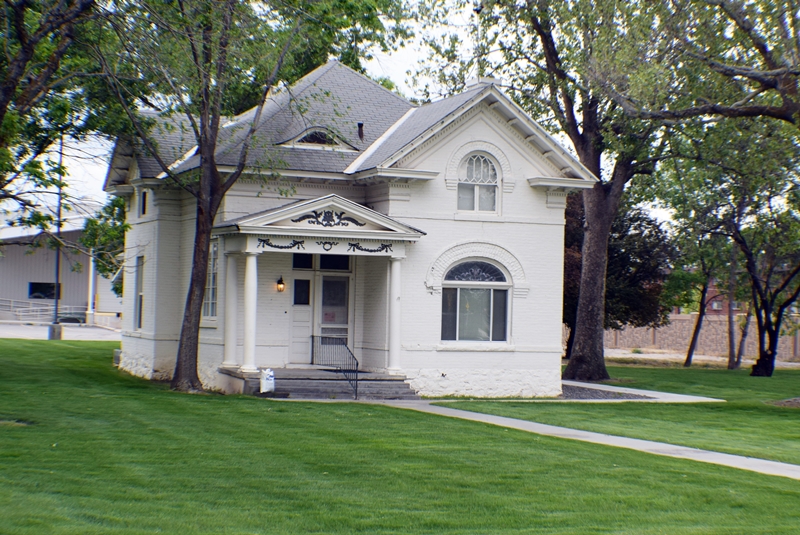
311,335,359,399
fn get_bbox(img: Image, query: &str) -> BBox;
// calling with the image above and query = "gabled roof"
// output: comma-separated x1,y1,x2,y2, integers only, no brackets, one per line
107,61,597,191
345,83,597,184
213,194,425,242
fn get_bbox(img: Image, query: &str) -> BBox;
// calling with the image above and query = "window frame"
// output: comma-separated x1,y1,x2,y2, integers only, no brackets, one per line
457,153,500,214
202,240,219,318
441,260,511,342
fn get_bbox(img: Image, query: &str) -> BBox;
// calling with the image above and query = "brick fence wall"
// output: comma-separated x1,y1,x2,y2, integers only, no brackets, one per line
603,314,800,362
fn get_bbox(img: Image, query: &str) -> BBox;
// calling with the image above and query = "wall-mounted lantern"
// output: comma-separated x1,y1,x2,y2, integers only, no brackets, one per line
277,276,286,292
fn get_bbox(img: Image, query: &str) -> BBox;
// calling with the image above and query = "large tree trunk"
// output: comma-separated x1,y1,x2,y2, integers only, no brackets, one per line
172,191,214,392
727,245,737,369
563,181,623,381
751,324,778,377
685,277,710,367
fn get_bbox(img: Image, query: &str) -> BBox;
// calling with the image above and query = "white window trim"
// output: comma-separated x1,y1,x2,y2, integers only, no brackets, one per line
202,240,219,319
456,153,501,214
440,260,512,343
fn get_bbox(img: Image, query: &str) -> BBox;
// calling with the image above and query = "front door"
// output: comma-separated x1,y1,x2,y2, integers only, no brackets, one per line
289,254,354,364
289,276,313,364
319,275,350,342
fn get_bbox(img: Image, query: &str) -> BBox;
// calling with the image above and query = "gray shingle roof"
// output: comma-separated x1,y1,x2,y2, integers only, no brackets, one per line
351,84,488,172
162,61,413,175
136,111,198,178
132,63,518,180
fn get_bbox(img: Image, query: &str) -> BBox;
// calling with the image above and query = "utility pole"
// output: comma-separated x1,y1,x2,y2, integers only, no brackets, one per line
48,135,64,341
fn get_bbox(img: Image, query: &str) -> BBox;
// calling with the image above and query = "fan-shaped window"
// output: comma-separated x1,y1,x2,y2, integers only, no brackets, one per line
298,130,337,145
445,261,506,282
441,260,509,342
458,154,498,212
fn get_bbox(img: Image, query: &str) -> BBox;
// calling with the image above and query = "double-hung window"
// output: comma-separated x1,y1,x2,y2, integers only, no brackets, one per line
458,154,498,212
202,240,219,317
441,261,509,342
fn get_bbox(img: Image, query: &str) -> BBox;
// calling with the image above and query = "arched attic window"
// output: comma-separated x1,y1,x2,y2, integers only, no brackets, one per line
281,128,358,152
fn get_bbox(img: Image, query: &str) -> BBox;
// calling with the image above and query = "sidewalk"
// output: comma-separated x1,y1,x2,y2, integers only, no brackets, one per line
0,322,121,341
380,382,800,482
605,347,800,369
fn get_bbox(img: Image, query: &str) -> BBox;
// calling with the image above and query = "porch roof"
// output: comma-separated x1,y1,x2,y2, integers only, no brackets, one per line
212,194,425,245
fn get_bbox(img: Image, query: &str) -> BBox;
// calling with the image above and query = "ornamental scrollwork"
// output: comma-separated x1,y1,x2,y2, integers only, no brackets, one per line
257,238,305,250
347,242,393,254
316,241,339,251
291,210,366,227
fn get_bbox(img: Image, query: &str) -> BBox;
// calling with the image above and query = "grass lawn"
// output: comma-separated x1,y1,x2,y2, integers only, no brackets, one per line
438,366,800,466
1,340,799,534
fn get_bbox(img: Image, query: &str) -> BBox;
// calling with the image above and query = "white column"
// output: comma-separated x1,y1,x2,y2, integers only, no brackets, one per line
241,252,259,373
222,254,238,367
388,257,402,370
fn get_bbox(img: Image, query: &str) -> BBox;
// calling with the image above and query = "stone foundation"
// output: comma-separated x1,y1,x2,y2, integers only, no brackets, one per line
405,368,562,398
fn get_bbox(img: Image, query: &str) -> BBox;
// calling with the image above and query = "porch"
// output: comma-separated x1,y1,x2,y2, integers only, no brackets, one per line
209,194,424,387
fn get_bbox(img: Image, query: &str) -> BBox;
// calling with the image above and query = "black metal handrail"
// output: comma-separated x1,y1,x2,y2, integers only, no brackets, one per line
311,336,359,399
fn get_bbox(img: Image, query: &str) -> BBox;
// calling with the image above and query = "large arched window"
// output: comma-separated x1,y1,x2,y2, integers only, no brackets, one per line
441,260,509,341
458,154,498,212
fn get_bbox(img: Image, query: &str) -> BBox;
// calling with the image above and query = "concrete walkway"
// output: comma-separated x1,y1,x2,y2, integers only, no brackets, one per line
0,322,121,341
560,380,726,403
381,398,800,482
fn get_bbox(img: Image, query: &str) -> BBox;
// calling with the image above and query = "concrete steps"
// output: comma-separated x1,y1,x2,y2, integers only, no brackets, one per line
239,368,420,400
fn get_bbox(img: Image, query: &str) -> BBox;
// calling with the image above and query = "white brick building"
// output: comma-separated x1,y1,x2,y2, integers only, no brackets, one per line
104,62,596,397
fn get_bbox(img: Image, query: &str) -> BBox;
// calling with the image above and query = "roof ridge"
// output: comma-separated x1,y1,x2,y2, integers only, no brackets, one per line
328,61,412,107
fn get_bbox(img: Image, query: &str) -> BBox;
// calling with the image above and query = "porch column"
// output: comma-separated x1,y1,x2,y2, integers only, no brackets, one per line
388,257,402,370
241,252,259,373
222,254,238,367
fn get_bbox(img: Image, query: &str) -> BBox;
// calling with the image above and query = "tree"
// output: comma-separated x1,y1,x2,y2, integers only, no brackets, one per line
563,194,675,359
79,197,128,296
417,0,669,380
0,0,132,218
650,118,800,376
593,1,800,128
100,0,407,391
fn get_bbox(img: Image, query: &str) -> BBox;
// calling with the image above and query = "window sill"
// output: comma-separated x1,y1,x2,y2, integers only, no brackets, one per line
453,212,501,222
200,318,218,329
436,342,515,352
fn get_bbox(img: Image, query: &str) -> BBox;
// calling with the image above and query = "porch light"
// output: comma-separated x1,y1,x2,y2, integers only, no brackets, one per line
277,276,286,292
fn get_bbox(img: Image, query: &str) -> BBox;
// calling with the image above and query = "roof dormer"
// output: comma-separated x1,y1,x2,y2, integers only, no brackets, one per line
279,127,358,152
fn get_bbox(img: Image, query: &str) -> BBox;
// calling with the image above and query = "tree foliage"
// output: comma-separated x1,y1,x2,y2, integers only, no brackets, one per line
593,0,800,127
0,1,133,218
79,196,128,296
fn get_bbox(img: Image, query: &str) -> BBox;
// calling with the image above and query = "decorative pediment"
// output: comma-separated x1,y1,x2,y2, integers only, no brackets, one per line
213,194,425,243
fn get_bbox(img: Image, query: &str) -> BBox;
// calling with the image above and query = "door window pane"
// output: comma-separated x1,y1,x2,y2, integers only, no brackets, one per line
322,277,348,324
458,183,475,210
458,288,491,341
319,254,349,271
441,288,458,340
293,279,310,305
478,185,496,211
492,289,507,341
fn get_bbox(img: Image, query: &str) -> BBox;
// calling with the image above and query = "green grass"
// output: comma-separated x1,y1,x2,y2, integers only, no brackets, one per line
438,366,800,465
1,340,799,534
